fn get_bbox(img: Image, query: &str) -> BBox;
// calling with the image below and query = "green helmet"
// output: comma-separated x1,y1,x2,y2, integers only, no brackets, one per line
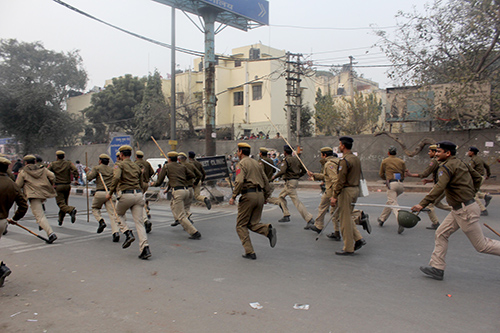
397,210,421,228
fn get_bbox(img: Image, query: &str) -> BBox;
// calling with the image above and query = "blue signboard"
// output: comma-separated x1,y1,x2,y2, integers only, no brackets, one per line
0,138,15,145
199,0,269,25
108,136,131,163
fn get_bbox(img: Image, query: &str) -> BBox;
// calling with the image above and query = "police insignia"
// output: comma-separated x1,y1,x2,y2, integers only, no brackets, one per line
439,171,443,177
281,163,285,167
339,166,342,171
236,167,241,176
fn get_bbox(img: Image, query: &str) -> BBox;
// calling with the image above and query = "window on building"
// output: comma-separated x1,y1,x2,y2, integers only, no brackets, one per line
234,91,244,106
249,48,260,60
194,92,203,102
235,59,242,67
198,61,203,72
177,92,184,105
252,85,262,100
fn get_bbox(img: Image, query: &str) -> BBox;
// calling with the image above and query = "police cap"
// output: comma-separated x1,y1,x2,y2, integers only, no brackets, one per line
136,150,144,157
469,146,479,154
0,157,11,165
259,147,268,154
56,150,65,155
118,145,133,152
99,153,111,159
24,154,36,161
238,143,251,149
437,141,457,152
167,151,178,158
320,147,333,153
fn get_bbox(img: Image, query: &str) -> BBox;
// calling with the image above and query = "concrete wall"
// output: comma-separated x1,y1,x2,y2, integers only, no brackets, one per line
40,129,500,184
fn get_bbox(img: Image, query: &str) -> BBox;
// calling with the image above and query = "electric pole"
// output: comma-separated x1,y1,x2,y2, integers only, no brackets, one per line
285,52,303,147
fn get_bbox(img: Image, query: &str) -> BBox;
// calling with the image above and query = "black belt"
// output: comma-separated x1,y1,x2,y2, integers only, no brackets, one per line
451,199,475,211
187,185,193,188
122,189,142,194
95,189,106,192
173,186,187,190
389,179,403,183
241,188,262,194
55,183,70,185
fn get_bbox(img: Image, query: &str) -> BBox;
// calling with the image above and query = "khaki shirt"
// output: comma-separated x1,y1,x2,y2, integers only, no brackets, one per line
274,155,306,180
109,159,143,194
311,156,340,197
16,164,56,199
419,156,483,208
232,156,271,200
259,156,275,181
189,158,206,182
155,161,195,188
379,155,406,181
0,172,28,221
135,159,155,183
333,151,361,199
180,160,202,186
87,164,114,191
418,157,440,182
48,159,79,184
469,155,491,177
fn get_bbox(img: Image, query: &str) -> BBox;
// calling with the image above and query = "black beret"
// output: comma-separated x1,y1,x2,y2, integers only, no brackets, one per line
188,151,196,158
469,146,479,154
283,145,293,153
339,136,354,144
437,141,457,151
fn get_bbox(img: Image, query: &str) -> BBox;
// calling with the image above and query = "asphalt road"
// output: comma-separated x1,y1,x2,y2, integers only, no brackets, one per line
1,189,499,332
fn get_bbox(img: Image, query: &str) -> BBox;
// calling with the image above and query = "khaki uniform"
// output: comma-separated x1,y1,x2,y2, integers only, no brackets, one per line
189,158,207,203
87,164,120,234
260,156,281,208
333,152,363,252
1,172,28,280
180,160,202,218
16,165,56,236
155,162,198,236
469,155,491,211
378,155,406,223
419,156,500,270
311,156,341,231
273,155,313,222
48,159,79,220
232,156,272,255
135,158,154,221
109,160,148,252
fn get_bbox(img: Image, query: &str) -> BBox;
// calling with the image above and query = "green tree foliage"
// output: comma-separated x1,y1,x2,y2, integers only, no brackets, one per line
314,88,342,135
134,70,170,142
375,0,500,127
0,39,87,153
339,93,382,135
290,104,314,138
85,74,145,137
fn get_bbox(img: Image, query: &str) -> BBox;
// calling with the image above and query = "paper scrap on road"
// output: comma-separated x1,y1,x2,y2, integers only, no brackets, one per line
10,311,22,317
293,304,310,310
249,302,263,309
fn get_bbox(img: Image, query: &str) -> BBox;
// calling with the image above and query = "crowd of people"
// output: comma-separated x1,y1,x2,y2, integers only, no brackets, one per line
1,138,500,288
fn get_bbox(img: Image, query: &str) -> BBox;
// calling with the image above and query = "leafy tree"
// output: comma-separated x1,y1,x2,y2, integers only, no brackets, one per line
338,93,382,135
134,70,170,142
85,74,145,136
314,88,342,135
0,39,87,153
375,0,500,127
290,104,314,138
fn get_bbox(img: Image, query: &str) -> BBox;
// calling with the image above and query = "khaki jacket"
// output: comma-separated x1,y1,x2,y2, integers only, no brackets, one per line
16,164,56,199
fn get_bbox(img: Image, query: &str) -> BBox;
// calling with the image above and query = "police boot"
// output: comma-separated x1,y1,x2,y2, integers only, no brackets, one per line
0,263,12,288
327,231,341,241
122,230,135,249
97,219,106,234
138,246,151,260
144,220,152,234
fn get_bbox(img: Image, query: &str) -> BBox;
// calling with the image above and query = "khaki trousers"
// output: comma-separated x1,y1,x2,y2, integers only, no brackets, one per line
427,192,451,225
473,177,487,211
29,198,53,236
55,184,75,217
185,187,194,218
91,191,119,234
338,187,363,252
193,183,207,202
115,192,148,251
236,192,270,255
276,179,313,222
430,202,500,270
142,184,150,223
171,189,197,235
379,181,404,222
314,192,340,232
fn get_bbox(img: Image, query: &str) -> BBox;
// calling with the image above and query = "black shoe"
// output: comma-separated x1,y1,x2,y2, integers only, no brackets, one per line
327,231,341,241
2,226,7,235
242,253,257,260
335,250,354,256
97,219,106,234
310,225,322,234
138,246,151,260
0,263,12,288
398,225,405,234
278,216,290,223
46,233,57,244
39,226,42,231
147,214,152,219
304,219,315,230
122,230,135,249
378,218,384,227
171,220,180,227
485,195,492,207
144,220,152,234
267,225,277,248
426,223,440,230
354,238,366,251
189,231,201,240
481,210,489,216
420,266,444,280
58,212,64,226
360,213,371,234
70,209,77,223
112,232,120,242
204,197,212,210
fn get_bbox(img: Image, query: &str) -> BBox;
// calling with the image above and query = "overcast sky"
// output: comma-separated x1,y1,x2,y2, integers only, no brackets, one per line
0,0,430,90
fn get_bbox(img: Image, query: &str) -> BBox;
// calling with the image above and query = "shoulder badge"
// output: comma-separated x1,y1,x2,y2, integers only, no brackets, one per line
329,165,334,169
429,161,434,166
438,170,443,177
236,167,241,176
338,166,342,171
281,162,285,167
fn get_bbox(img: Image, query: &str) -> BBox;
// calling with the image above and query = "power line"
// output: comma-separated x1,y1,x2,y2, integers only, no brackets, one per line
270,24,397,31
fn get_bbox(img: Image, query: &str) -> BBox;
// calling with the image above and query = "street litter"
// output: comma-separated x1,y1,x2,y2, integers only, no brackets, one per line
293,304,310,310
27,319,38,322
10,311,22,317
249,302,263,309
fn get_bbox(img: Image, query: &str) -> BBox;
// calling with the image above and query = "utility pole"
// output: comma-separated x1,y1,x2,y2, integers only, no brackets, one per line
349,55,355,98
170,7,176,146
285,52,303,147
